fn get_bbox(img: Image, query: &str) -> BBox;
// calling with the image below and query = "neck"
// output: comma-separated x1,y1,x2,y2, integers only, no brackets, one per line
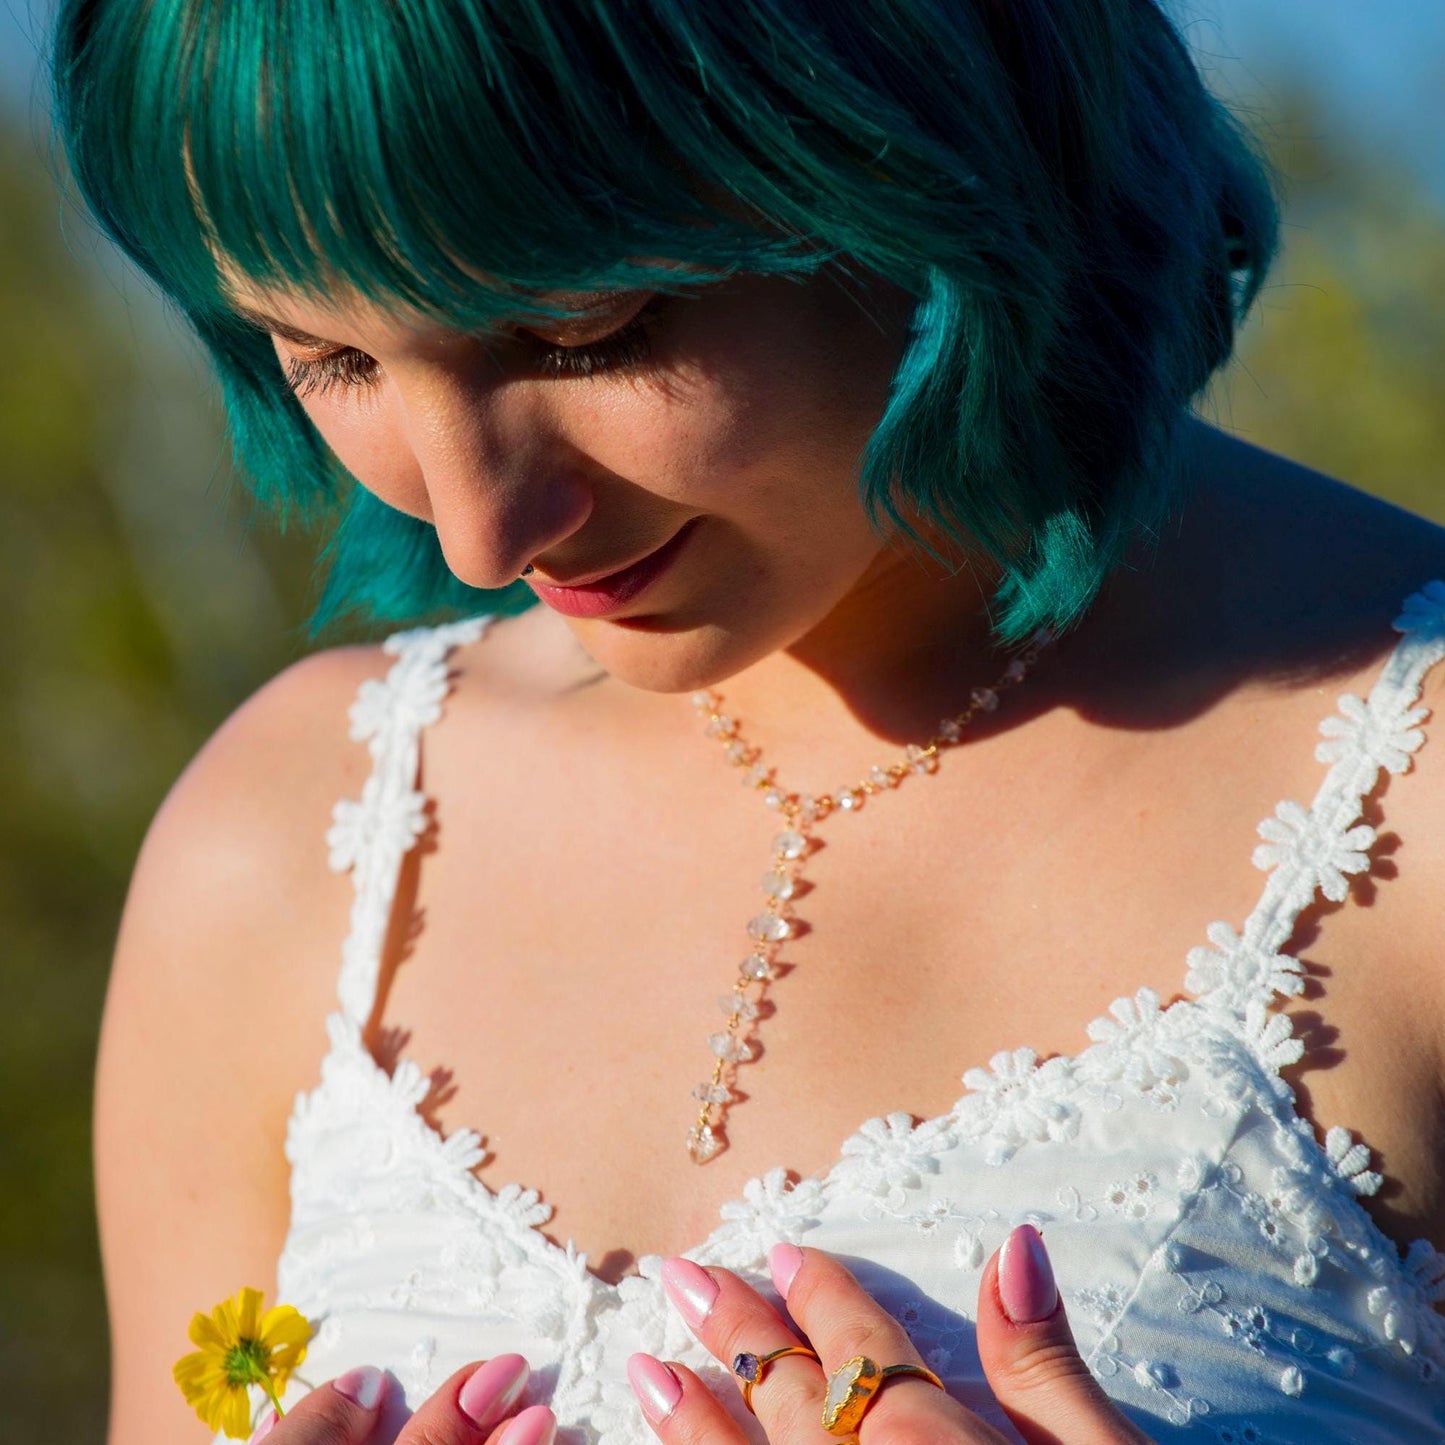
711,543,1031,765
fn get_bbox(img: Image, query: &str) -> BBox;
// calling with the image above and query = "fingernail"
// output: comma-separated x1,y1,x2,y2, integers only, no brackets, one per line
769,1242,804,1301
248,1408,276,1442
496,1403,557,1445
999,1224,1058,1324
458,1353,530,1429
335,1365,385,1410
628,1353,684,1423
660,1256,718,1328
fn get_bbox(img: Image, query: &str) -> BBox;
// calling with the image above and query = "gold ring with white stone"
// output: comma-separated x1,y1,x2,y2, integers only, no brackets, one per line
822,1354,944,1436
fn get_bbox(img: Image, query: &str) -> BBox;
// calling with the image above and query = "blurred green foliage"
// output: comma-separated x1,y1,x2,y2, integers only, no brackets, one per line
1,81,1442,1442
0,123,319,1439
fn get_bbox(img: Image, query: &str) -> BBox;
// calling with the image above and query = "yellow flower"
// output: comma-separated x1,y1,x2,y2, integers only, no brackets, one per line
172,1287,312,1439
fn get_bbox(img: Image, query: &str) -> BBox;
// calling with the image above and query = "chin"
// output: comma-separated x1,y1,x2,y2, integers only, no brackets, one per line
558,598,809,693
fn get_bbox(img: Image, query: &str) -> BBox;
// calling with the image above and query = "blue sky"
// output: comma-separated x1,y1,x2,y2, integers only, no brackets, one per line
3,0,1442,193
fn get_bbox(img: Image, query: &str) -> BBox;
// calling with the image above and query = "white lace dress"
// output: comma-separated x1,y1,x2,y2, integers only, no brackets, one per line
238,584,1445,1443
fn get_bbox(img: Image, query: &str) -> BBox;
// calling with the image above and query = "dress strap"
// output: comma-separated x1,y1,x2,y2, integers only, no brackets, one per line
327,614,494,1027
1185,581,1445,1017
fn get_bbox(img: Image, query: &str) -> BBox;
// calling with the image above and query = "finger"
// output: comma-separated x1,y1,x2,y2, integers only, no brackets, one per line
771,1244,1007,1444
976,1226,1151,1445
659,1255,831,1444
248,1365,390,1443
399,1357,556,1445
627,1353,749,1444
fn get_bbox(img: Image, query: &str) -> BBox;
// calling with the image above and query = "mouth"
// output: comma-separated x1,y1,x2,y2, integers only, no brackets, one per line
528,519,700,619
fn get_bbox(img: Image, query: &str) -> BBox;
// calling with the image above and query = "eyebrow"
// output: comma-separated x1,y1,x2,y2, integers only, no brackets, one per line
229,288,646,352
232,306,341,350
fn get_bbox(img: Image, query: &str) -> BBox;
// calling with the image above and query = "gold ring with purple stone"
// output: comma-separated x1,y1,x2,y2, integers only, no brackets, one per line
822,1355,945,1436
731,1345,821,1413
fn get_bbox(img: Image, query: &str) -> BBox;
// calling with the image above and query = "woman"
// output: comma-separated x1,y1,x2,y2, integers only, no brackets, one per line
53,1,1445,1442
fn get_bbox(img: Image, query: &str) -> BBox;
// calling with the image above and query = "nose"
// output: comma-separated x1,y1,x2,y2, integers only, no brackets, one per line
393,368,593,590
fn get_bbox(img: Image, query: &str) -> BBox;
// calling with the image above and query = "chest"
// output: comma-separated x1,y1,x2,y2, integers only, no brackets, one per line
373,685,1442,1272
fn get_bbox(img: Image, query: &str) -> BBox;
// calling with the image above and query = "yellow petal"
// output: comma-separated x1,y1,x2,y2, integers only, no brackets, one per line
259,1304,311,1349
187,1379,230,1432
211,1295,242,1347
234,1287,266,1340
173,1350,224,1402
187,1310,228,1352
218,1385,254,1440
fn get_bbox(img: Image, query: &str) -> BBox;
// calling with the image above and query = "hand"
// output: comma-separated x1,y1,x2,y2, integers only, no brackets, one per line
247,1355,557,1445
630,1228,1155,1444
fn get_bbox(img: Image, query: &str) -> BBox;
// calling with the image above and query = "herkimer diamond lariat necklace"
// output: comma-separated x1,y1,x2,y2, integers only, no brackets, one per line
683,625,1056,1164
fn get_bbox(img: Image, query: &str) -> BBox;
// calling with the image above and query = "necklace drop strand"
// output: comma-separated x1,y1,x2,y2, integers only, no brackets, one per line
683,627,1055,1164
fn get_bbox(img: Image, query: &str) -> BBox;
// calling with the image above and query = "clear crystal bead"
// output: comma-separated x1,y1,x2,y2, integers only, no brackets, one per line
704,715,736,739
686,1123,723,1163
748,912,789,943
1033,626,1055,646
938,718,963,742
719,993,760,1021
971,686,999,712
838,787,863,811
690,690,719,711
1005,658,1028,682
774,830,806,859
764,787,786,809
906,743,939,774
796,793,818,822
725,739,748,763
868,765,897,789
761,869,795,900
740,954,773,980
692,1082,732,1105
708,1031,754,1062
743,764,770,788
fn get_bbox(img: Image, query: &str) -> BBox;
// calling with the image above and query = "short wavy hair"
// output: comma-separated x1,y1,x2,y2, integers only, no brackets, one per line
52,0,1278,642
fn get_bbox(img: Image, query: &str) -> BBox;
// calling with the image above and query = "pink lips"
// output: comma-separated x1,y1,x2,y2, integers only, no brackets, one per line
529,520,698,619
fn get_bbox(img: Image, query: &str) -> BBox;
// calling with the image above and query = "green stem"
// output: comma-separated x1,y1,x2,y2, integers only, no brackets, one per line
260,1377,286,1419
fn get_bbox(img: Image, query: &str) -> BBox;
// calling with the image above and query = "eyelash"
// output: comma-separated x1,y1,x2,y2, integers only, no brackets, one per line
281,297,663,399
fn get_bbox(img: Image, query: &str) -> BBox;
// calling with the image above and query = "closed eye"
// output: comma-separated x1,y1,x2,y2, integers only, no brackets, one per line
276,294,668,398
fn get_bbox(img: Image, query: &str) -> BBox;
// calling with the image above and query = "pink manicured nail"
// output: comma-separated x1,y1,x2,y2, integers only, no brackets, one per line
661,1256,719,1328
335,1365,386,1410
998,1225,1058,1324
628,1353,684,1422
769,1243,804,1301
459,1353,530,1429
248,1408,276,1442
496,1403,557,1445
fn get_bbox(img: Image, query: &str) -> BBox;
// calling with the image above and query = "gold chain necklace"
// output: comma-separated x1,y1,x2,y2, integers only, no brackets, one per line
683,626,1055,1163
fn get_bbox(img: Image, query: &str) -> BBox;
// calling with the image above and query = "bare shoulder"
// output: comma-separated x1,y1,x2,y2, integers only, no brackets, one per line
99,639,390,1442
1177,422,1445,1243
99,606,573,1440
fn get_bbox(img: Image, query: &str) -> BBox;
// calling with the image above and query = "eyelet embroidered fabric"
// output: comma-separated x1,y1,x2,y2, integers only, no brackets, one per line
243,586,1445,1444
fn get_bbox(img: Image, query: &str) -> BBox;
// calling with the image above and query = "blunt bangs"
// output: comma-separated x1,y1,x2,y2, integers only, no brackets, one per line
53,0,1279,640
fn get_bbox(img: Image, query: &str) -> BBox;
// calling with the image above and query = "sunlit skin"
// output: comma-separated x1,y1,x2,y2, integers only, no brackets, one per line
237,270,1021,730
102,264,1445,1444
228,264,1445,1266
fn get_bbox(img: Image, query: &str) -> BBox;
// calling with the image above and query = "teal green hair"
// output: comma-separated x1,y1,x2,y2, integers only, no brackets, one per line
52,0,1278,641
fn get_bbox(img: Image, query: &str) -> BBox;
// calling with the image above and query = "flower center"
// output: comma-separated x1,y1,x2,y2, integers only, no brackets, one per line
223,1338,271,1387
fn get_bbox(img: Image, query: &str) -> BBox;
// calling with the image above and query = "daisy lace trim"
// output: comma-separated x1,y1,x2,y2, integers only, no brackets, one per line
292,584,1445,1408
329,616,492,1026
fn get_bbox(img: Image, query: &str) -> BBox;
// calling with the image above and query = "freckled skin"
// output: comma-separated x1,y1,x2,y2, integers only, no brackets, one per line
260,270,955,695
245,266,1445,1277
103,265,1445,1445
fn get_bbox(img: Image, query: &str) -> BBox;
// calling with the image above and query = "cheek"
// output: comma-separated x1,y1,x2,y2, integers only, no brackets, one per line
298,394,432,521
562,332,895,539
